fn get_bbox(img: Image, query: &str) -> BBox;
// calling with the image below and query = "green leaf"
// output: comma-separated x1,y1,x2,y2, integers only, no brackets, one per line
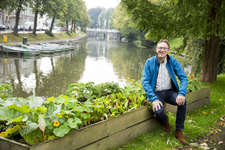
53,125,70,137
45,102,62,118
12,116,22,123
9,104,31,114
38,115,46,132
74,117,82,124
22,128,45,145
27,96,45,109
54,97,67,104
0,106,23,123
81,113,88,119
19,123,38,136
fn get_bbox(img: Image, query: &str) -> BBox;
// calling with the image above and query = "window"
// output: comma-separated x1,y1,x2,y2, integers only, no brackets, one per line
113,33,117,38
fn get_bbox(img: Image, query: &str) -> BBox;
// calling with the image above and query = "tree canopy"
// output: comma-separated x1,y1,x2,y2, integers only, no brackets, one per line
111,4,139,42
88,7,105,28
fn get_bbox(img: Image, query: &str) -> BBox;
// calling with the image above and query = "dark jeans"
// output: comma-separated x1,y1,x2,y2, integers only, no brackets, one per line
154,89,186,130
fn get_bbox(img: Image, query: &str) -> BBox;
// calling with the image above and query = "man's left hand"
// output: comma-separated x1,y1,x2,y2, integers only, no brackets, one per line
176,95,185,106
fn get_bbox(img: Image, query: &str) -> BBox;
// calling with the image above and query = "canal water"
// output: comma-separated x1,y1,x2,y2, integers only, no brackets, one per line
0,37,188,98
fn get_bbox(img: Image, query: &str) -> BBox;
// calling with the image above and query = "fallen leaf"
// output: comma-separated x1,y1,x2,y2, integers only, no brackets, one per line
190,143,198,146
203,111,207,114
213,109,217,111
188,120,196,123
211,111,214,114
218,141,223,145
204,139,209,142
149,142,153,145
200,142,208,147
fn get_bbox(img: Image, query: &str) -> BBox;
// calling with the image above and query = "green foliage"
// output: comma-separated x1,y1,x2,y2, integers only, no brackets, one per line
138,29,157,48
88,7,105,28
98,8,115,29
177,75,202,92
0,84,12,100
218,37,225,74
111,4,139,42
186,75,201,92
0,81,150,145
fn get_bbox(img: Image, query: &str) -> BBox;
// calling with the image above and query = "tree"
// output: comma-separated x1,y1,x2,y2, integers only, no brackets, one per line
7,0,29,36
112,4,139,42
43,0,67,34
30,0,45,36
120,0,225,82
98,8,115,29
77,0,90,32
88,7,105,28
0,0,13,10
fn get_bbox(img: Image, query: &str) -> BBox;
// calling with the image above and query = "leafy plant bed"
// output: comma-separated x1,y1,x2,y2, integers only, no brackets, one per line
0,79,209,150
0,106,159,150
165,86,210,113
0,81,155,150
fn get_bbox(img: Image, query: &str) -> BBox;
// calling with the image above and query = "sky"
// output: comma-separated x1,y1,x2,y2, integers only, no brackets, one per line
83,0,120,10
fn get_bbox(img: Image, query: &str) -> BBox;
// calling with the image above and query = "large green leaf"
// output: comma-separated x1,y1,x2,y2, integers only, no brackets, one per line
27,96,45,109
9,104,31,114
19,122,38,136
0,97,27,107
21,128,45,145
0,106,23,123
45,102,62,118
54,96,67,104
53,125,70,137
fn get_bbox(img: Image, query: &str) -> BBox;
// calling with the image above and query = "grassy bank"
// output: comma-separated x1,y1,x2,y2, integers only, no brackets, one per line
110,73,225,150
133,38,183,49
0,32,79,44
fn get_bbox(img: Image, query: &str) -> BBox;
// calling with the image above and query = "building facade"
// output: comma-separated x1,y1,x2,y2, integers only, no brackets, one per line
0,6,51,29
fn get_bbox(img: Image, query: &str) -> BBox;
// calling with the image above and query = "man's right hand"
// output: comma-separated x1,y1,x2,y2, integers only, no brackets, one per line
152,100,163,112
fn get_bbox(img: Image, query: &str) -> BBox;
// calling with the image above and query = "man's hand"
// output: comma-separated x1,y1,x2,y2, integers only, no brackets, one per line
152,100,163,112
176,95,185,106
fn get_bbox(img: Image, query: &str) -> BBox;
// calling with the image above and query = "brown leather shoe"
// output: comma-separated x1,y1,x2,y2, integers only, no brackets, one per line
175,130,187,144
164,115,171,132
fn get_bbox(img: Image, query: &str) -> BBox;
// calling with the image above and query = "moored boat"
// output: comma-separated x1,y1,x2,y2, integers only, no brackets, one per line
1,45,40,56
28,44,55,54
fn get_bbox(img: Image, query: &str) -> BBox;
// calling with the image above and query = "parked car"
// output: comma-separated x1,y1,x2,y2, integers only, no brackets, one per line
0,25,6,31
18,26,24,31
42,26,49,31
36,26,40,31
63,28,67,31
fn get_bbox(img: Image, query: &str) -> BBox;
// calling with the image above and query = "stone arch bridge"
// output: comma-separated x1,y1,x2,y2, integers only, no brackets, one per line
86,28,121,41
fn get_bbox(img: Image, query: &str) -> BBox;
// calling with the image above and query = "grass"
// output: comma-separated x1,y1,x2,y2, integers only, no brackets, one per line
110,73,225,150
0,32,80,44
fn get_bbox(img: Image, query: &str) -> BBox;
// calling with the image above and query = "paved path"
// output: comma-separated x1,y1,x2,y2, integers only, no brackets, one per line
0,33,87,45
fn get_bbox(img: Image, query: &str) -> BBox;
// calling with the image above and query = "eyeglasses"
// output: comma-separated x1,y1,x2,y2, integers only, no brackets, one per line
157,47,169,50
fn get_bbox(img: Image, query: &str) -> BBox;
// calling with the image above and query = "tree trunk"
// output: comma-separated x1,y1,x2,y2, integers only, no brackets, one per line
14,9,21,36
33,4,39,36
66,20,69,34
71,20,73,33
50,14,55,33
200,0,221,82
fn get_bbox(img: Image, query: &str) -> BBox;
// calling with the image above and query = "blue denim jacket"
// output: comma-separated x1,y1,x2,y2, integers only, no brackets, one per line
142,55,188,102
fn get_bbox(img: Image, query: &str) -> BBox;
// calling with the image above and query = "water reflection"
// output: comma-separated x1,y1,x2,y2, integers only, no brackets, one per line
0,38,159,98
